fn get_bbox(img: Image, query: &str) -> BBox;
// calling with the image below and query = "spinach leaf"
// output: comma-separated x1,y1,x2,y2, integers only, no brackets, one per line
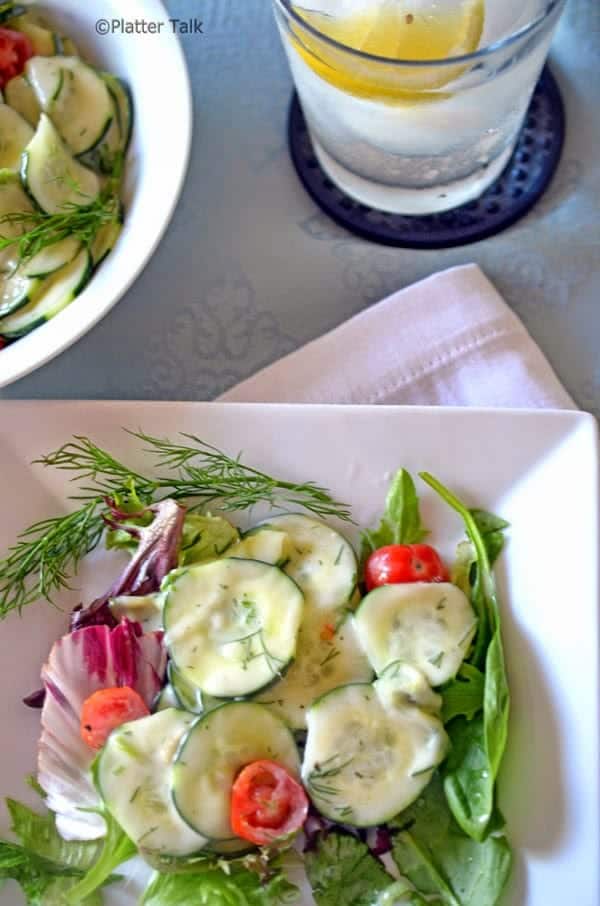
441,663,485,724
305,833,392,906
391,775,511,906
141,863,298,905
361,469,428,560
419,474,510,842
63,812,135,905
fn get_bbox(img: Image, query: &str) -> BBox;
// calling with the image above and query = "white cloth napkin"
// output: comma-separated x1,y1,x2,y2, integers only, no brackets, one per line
219,264,575,410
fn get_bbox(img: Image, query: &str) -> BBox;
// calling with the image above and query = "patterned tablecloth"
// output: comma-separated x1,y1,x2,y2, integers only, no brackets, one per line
1,0,598,412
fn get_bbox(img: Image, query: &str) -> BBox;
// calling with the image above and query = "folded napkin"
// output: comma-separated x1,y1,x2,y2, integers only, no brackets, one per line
219,264,575,410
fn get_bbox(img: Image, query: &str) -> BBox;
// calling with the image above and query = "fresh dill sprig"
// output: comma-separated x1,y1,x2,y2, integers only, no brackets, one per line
0,153,123,266
0,431,352,619
0,501,104,616
132,430,352,519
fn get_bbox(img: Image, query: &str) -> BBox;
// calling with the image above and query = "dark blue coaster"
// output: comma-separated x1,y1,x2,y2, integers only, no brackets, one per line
288,66,565,249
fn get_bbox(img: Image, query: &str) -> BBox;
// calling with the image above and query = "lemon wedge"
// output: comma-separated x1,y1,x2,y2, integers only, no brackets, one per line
291,0,485,102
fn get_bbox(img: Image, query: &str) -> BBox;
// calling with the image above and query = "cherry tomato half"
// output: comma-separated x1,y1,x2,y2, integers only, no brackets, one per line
80,686,149,750
365,543,449,591
0,28,33,90
231,760,309,845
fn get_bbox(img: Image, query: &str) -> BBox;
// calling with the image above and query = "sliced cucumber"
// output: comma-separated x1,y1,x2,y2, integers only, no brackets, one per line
302,671,448,826
153,684,180,713
90,218,122,268
0,4,26,25
60,36,79,57
251,514,358,609
0,168,34,272
26,57,113,155
109,593,163,632
172,701,300,840
96,708,209,856
228,528,291,567
163,558,304,698
256,613,373,731
0,247,91,339
0,266,40,318
0,105,34,170
8,18,60,54
242,516,369,729
168,661,203,714
353,582,477,686
22,114,100,214
4,74,42,126
103,74,133,153
21,235,81,278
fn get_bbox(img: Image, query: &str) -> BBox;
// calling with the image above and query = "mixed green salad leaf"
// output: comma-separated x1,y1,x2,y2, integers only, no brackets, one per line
0,795,115,905
361,469,428,558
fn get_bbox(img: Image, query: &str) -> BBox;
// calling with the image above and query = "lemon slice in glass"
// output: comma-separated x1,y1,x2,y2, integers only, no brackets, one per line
291,0,485,101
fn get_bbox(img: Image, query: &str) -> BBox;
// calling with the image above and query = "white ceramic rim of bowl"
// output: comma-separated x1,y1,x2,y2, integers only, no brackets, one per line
0,0,193,390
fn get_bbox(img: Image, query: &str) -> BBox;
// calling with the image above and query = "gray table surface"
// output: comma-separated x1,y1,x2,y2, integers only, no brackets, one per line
1,0,598,411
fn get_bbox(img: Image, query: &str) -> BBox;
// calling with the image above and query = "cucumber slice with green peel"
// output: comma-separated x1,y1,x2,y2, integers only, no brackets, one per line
8,18,60,54
90,219,122,267
250,514,358,609
21,235,81,278
255,610,373,731
103,73,133,153
239,516,369,729
109,593,163,632
163,558,304,698
228,528,291,568
26,57,113,155
0,3,26,24
96,708,210,857
168,661,203,714
353,582,477,686
4,74,42,126
0,247,91,339
0,266,40,318
153,684,180,713
302,672,448,826
172,701,300,840
21,115,101,214
0,168,34,271
0,105,34,170
60,36,79,56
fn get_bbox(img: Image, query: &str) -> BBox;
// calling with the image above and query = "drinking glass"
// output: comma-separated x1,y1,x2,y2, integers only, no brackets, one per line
272,0,567,214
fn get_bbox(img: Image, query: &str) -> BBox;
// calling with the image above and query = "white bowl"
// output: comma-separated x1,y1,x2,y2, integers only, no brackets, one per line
0,0,192,388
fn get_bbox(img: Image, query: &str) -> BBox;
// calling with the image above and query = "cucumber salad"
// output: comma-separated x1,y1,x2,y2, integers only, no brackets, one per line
0,2,131,345
0,432,511,906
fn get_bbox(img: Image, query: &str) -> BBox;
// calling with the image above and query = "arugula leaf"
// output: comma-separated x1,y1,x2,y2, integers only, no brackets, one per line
305,833,392,906
7,799,101,872
391,775,511,906
419,474,510,843
441,663,485,724
141,863,299,905
361,469,428,560
179,513,239,566
63,812,135,905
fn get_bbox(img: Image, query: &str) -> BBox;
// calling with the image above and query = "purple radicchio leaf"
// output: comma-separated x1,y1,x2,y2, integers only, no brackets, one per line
70,498,186,631
369,826,393,856
38,619,167,841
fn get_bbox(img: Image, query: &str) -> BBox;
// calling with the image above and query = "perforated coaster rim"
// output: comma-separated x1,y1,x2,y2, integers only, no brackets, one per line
288,66,565,249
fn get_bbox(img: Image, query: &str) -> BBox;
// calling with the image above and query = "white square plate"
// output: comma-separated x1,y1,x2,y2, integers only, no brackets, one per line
0,401,598,906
